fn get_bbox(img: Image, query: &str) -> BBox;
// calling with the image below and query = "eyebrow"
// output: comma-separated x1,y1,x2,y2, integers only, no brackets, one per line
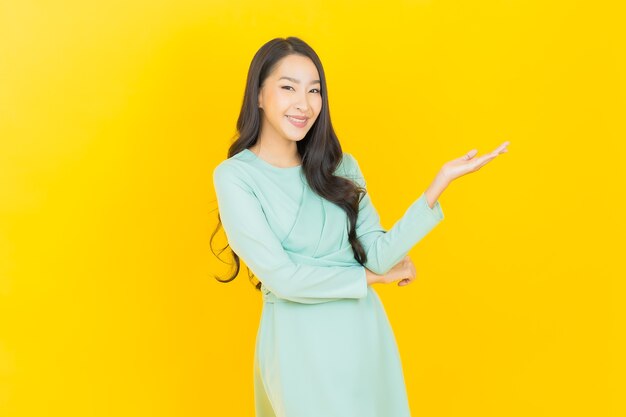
278,76,321,85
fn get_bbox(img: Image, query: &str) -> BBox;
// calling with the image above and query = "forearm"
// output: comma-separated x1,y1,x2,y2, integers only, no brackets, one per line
424,170,451,209
349,153,447,276
359,189,445,275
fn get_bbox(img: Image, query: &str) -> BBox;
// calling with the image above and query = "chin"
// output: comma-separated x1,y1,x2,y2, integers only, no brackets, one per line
283,131,309,142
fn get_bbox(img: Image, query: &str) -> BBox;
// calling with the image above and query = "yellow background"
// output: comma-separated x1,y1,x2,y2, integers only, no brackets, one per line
1,1,624,416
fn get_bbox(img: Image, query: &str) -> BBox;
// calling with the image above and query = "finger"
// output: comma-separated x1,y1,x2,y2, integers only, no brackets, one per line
494,141,509,154
461,149,478,161
472,153,498,168
475,152,496,163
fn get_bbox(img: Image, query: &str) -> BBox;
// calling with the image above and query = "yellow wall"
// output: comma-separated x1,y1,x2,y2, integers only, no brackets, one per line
1,1,623,416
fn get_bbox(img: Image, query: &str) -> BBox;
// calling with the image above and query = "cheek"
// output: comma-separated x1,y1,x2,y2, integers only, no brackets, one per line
313,96,323,114
272,94,292,112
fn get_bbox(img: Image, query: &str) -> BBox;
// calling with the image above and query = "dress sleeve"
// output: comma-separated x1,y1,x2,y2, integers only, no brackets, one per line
345,153,445,275
213,163,368,303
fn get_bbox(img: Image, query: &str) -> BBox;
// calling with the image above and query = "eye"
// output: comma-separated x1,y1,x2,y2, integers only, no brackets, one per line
281,86,321,94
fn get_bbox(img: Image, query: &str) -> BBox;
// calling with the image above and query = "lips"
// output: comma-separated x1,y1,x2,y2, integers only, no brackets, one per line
286,115,308,128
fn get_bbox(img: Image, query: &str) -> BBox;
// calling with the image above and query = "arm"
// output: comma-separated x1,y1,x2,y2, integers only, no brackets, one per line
345,153,445,275
213,163,368,304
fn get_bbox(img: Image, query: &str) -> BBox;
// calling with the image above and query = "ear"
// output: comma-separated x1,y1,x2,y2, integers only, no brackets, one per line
258,90,263,109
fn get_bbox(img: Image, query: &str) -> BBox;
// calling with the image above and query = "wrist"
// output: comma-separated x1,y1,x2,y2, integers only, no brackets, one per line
365,268,380,285
435,169,452,187
424,171,450,209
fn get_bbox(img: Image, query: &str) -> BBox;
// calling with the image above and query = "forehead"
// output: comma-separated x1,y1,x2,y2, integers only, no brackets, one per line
270,54,320,82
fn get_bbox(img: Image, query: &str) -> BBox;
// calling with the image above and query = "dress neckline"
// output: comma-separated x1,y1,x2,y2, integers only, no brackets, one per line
242,148,303,172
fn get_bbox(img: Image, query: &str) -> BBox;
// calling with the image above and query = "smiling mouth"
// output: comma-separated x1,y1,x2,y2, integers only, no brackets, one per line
286,115,308,127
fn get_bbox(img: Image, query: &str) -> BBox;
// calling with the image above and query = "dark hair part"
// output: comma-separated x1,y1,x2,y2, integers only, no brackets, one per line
210,36,368,291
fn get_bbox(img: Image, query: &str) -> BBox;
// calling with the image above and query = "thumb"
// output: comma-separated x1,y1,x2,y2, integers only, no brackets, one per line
460,149,478,161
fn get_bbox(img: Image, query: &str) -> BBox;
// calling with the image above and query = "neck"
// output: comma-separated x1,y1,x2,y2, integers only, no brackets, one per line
249,140,301,167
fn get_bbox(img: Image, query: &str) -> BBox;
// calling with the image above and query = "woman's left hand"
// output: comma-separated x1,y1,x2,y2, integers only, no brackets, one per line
440,141,510,183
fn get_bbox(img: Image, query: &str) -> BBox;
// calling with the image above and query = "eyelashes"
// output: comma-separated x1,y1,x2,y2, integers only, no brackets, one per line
281,86,321,94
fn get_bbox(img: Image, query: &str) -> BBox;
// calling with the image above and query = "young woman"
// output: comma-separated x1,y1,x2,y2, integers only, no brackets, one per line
212,36,509,417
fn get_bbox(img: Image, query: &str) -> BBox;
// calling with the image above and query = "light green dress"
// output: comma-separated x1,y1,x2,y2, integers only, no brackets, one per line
213,148,444,417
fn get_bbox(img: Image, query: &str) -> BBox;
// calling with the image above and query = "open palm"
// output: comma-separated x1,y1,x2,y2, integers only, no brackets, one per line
441,141,510,182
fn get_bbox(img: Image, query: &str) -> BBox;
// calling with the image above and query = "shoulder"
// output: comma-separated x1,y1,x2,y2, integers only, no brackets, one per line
338,152,365,186
336,152,357,173
212,152,256,190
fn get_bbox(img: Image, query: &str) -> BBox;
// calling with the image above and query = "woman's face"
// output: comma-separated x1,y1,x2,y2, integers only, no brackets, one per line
257,54,322,144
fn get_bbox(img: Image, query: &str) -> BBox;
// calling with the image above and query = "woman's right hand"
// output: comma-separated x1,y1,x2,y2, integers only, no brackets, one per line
366,256,417,287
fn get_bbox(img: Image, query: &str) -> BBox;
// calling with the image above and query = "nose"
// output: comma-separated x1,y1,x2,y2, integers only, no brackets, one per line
294,92,311,113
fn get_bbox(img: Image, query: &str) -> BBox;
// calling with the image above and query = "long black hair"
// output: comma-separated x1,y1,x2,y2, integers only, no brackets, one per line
210,36,368,291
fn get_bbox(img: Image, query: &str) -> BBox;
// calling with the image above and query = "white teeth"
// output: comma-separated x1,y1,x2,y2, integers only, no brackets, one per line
287,116,306,123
